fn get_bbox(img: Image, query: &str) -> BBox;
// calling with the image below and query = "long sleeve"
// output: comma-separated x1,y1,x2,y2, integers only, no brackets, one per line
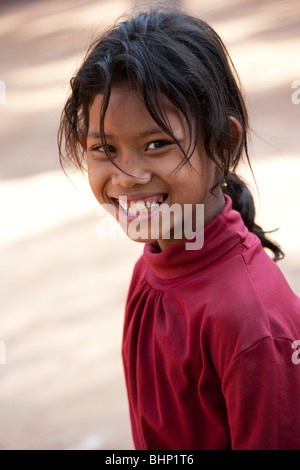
222,336,300,450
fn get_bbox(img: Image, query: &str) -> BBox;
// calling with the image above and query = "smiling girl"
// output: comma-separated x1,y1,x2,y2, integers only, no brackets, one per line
58,9,300,450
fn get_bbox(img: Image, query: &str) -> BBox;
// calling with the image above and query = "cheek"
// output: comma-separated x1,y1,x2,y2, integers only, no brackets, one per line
87,165,106,202
173,165,212,203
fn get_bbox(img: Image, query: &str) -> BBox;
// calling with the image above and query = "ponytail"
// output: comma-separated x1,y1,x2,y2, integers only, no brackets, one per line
224,173,284,262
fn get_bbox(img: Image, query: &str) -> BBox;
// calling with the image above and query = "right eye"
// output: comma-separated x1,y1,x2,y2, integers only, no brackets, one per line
92,144,116,154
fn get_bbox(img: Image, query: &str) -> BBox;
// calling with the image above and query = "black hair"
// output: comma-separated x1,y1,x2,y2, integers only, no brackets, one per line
58,7,284,261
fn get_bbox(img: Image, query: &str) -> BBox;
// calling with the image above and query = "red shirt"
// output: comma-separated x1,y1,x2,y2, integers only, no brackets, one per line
122,195,300,450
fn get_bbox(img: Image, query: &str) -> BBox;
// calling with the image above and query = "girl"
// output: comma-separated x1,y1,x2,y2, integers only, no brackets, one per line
58,9,300,450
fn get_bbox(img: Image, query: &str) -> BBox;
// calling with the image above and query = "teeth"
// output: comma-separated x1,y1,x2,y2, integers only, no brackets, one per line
127,206,135,216
128,203,146,216
118,197,129,212
134,200,146,210
119,201,129,212
118,196,165,215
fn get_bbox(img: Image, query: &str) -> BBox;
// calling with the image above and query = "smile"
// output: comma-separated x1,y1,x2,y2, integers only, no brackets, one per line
113,193,168,217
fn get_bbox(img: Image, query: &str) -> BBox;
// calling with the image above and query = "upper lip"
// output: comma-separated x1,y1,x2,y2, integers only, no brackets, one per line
109,192,167,204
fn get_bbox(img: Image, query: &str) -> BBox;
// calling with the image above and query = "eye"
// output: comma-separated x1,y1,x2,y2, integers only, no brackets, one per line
92,144,116,154
146,140,172,151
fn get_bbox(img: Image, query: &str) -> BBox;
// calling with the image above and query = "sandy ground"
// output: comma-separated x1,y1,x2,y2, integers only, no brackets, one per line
0,0,299,450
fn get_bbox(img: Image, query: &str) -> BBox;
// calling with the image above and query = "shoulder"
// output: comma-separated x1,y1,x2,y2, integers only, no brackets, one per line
201,244,300,378
203,240,299,333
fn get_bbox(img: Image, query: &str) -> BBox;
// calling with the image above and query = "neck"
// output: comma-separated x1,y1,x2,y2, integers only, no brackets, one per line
158,189,226,251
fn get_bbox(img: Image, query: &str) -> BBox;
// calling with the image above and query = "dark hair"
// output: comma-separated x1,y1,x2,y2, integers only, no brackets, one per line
58,8,284,261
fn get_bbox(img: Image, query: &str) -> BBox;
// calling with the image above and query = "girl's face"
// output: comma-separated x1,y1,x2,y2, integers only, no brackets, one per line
86,85,225,250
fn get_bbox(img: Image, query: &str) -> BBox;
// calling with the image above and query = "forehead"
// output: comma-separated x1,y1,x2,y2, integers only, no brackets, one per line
88,85,186,136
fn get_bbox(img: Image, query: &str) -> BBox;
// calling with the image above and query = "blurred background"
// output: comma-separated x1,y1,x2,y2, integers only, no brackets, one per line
0,0,299,450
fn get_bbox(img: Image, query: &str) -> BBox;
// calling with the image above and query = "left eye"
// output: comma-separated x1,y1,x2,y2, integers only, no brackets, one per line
146,140,171,150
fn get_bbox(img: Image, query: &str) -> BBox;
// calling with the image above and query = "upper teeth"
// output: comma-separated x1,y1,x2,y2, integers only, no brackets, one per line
119,197,164,214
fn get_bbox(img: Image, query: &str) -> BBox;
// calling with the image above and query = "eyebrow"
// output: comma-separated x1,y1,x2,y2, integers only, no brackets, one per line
87,128,170,139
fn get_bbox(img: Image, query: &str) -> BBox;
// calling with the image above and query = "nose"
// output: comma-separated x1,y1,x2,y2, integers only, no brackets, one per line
111,159,151,188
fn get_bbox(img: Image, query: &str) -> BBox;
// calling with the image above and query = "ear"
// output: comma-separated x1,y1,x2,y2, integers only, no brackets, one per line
228,116,242,156
79,134,87,152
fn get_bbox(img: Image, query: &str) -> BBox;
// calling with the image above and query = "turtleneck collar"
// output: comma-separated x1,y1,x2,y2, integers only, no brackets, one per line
143,195,253,282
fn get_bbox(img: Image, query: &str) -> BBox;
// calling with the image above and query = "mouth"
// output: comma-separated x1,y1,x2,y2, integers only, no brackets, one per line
111,193,168,219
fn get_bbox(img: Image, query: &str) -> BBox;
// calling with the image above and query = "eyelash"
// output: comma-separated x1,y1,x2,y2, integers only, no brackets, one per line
91,140,172,154
93,144,115,154
146,140,173,150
